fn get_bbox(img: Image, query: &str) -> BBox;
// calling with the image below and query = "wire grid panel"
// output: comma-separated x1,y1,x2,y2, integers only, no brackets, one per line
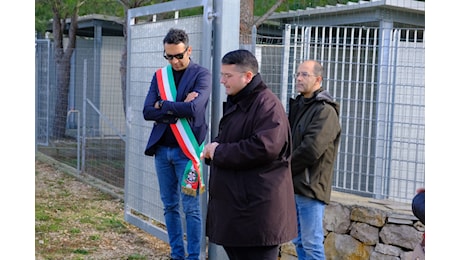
283,25,425,202
36,39,52,147
125,15,207,241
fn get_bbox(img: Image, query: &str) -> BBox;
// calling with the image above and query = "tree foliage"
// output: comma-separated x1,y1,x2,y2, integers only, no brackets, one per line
36,0,373,35
35,0,124,35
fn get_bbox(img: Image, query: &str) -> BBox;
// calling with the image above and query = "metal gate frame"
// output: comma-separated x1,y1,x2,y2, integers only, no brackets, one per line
281,24,425,202
124,1,214,259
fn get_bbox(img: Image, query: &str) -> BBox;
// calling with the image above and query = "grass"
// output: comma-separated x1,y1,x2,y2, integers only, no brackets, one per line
35,159,171,260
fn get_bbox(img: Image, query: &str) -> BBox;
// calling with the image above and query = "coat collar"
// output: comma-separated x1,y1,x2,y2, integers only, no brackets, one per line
224,73,266,113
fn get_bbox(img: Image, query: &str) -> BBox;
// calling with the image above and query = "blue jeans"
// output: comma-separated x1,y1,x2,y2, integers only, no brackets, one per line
292,194,326,260
154,146,202,260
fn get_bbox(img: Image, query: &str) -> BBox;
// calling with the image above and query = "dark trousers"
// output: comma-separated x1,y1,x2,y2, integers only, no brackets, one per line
223,245,279,260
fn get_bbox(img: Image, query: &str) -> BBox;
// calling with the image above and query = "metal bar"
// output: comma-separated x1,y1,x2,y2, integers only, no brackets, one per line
281,24,291,109
354,27,363,189
67,109,81,173
82,60,87,173
347,27,355,189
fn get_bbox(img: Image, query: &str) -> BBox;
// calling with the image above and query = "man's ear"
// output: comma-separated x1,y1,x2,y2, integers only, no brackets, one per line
244,71,254,84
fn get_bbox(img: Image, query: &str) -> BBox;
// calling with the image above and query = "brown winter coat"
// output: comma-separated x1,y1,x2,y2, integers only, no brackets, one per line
205,74,297,247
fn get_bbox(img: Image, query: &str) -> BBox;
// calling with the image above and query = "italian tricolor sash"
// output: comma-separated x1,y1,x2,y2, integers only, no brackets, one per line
156,65,205,196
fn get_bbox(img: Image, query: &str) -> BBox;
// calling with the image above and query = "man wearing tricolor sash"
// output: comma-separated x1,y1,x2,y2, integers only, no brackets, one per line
143,28,211,260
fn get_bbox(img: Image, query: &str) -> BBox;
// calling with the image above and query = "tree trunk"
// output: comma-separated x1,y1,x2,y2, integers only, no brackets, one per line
240,0,254,44
120,6,128,117
51,5,78,139
254,0,286,28
240,0,286,44
52,53,72,138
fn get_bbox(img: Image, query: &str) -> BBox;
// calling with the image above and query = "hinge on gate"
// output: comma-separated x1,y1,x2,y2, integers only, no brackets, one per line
207,11,217,20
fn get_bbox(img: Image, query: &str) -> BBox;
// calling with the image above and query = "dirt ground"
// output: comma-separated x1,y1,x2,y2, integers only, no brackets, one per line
35,159,172,260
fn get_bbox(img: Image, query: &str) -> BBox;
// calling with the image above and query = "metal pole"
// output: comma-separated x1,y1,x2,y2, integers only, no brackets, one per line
81,59,87,173
208,0,240,259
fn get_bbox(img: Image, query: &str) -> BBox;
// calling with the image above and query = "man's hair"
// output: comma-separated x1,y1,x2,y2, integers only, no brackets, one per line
311,60,324,77
221,49,259,74
163,28,189,46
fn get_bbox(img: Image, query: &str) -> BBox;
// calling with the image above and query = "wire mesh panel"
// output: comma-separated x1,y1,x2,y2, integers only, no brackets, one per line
281,25,425,202
35,30,127,181
126,17,202,230
124,1,213,254
36,39,52,147
384,29,425,201
64,38,126,187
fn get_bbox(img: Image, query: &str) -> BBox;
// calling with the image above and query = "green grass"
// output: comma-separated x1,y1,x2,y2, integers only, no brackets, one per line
36,158,169,259
127,254,148,260
98,216,127,233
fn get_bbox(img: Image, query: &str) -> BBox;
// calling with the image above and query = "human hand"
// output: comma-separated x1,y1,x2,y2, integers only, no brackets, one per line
185,91,199,102
154,100,163,109
201,142,219,160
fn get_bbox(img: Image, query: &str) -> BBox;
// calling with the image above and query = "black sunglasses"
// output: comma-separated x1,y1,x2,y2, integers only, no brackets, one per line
163,47,189,60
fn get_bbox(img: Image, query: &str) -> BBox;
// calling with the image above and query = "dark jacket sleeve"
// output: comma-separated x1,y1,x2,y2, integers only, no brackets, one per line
143,64,211,124
143,63,212,156
161,67,211,121
291,103,340,174
212,91,289,170
143,72,177,123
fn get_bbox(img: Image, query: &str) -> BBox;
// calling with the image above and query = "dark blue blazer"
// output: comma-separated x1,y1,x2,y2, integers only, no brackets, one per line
143,61,211,156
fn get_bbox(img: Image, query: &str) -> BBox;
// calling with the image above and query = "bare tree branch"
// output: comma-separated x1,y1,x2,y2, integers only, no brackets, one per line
254,0,285,28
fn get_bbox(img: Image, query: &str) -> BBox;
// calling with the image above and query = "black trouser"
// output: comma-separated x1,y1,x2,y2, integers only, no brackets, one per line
223,245,279,260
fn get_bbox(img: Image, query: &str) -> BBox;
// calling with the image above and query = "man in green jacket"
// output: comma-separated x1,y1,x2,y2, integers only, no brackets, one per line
288,60,341,260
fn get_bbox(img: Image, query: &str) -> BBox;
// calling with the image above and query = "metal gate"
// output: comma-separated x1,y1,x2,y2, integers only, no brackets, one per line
124,1,214,259
279,25,425,202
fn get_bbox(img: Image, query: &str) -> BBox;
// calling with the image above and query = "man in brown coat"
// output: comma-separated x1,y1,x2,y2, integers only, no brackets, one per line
202,49,297,260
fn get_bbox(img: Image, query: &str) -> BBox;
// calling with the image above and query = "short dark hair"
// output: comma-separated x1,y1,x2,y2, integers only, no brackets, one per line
221,49,259,74
163,28,189,46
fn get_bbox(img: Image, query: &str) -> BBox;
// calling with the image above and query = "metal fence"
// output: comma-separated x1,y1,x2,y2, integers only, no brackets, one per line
36,6,424,234
36,36,127,187
35,3,424,260
36,23,424,260
253,25,425,202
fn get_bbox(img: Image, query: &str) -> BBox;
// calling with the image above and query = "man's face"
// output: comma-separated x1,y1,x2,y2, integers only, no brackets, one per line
163,42,191,71
295,61,320,98
220,64,252,96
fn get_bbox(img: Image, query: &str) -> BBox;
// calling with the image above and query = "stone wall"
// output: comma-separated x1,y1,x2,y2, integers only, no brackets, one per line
280,192,425,260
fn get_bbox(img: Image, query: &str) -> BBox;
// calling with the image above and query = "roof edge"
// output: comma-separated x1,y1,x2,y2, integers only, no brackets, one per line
268,0,425,20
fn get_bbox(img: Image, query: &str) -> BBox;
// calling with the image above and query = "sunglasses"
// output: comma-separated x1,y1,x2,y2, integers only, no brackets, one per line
163,47,189,60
